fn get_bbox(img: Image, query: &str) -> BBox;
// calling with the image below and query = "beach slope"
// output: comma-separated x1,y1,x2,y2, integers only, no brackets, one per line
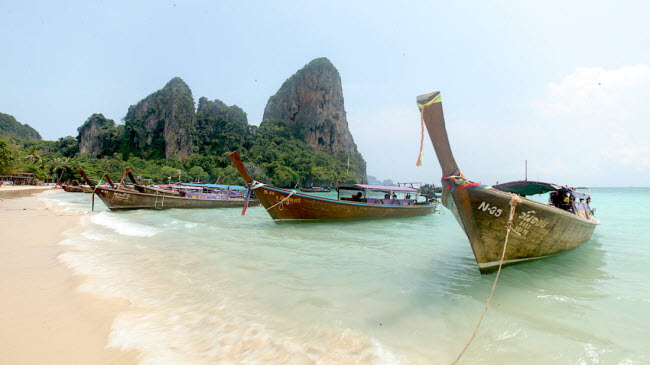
0,194,137,364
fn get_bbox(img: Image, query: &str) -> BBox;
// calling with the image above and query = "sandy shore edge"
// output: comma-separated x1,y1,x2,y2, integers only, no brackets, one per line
0,192,139,364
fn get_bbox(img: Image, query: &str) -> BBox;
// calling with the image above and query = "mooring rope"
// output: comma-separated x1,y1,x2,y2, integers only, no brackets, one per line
416,108,425,166
451,193,521,365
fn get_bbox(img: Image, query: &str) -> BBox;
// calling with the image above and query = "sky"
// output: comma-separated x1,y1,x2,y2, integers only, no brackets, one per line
1,0,649,186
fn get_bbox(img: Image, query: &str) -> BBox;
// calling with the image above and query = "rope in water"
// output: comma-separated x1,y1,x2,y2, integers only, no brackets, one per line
451,194,521,365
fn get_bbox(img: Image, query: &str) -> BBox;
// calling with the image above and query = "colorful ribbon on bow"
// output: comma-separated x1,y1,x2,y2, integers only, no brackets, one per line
442,169,488,193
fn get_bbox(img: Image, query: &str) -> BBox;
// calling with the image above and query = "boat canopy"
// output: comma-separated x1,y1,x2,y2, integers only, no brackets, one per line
337,184,417,193
178,182,246,190
492,180,590,199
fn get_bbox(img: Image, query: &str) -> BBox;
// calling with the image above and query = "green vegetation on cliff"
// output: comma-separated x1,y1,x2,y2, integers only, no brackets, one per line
0,112,42,141
2,59,368,187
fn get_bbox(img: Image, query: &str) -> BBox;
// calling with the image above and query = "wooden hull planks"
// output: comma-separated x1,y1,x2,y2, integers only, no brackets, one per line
62,185,84,193
92,186,259,211
417,91,600,273
253,185,436,221
441,184,599,273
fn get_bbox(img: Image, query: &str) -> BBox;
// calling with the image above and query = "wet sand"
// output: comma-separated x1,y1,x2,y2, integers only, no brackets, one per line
0,193,138,364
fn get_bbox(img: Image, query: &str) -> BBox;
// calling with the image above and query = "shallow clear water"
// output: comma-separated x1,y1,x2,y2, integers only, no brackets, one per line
42,188,650,364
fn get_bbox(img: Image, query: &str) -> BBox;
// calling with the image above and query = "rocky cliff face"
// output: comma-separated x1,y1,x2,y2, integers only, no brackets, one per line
124,77,195,160
77,113,116,156
0,112,42,140
263,58,367,181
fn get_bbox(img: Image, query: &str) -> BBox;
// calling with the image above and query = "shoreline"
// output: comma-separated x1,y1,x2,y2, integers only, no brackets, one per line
0,192,138,364
0,185,54,199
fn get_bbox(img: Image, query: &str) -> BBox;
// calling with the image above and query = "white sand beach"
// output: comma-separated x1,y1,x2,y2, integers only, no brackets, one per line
0,191,138,364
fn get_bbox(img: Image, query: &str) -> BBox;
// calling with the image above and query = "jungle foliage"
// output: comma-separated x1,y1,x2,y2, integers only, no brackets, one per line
0,117,364,187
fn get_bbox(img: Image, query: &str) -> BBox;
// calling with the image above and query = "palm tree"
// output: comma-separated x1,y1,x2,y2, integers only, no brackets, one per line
20,146,43,166
49,157,72,181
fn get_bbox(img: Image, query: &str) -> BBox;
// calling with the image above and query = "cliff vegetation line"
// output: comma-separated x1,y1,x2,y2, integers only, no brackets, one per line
0,58,367,187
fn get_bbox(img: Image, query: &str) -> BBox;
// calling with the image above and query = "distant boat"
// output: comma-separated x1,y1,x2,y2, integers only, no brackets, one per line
299,186,332,193
61,180,84,193
77,167,258,211
417,91,600,273
62,184,83,193
229,151,438,221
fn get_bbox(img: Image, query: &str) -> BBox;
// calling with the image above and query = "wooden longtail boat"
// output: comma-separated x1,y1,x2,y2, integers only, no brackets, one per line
299,186,332,193
417,91,600,273
77,168,259,211
124,168,180,196
62,185,83,193
229,151,438,221
62,180,84,193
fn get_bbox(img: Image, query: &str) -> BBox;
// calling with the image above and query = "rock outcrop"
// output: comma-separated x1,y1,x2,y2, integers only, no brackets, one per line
77,113,116,157
124,77,195,160
262,58,367,181
195,97,248,154
0,112,42,140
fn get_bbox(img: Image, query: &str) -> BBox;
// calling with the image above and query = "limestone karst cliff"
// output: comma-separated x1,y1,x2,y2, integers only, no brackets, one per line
262,57,367,181
77,113,118,157
123,77,196,160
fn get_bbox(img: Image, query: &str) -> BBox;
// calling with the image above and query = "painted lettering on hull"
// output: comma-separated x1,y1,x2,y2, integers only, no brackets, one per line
113,192,130,201
515,210,550,236
477,201,503,217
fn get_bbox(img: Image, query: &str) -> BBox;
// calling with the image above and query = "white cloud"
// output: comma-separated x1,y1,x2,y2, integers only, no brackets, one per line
531,64,650,185
350,65,650,187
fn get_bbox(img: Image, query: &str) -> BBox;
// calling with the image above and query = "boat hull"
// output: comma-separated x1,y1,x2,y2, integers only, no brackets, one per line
252,185,437,221
442,185,599,273
93,187,258,211
62,185,83,193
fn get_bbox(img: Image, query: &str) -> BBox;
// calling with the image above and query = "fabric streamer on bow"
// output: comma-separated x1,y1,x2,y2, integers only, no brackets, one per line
241,187,252,215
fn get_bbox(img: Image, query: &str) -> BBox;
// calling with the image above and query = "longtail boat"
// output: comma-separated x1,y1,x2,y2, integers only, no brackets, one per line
299,186,332,193
61,180,84,193
77,168,259,211
124,168,180,196
229,151,438,221
62,185,83,193
417,91,600,273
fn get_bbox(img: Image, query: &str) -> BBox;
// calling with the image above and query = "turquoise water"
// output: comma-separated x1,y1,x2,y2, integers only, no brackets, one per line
42,188,650,364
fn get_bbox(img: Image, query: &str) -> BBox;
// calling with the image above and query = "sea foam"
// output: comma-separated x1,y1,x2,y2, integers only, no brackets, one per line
90,212,159,237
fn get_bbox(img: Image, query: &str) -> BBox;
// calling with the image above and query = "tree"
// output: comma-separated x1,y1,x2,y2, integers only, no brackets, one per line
49,156,72,181
188,166,209,183
0,139,16,175
159,166,179,183
20,145,43,167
